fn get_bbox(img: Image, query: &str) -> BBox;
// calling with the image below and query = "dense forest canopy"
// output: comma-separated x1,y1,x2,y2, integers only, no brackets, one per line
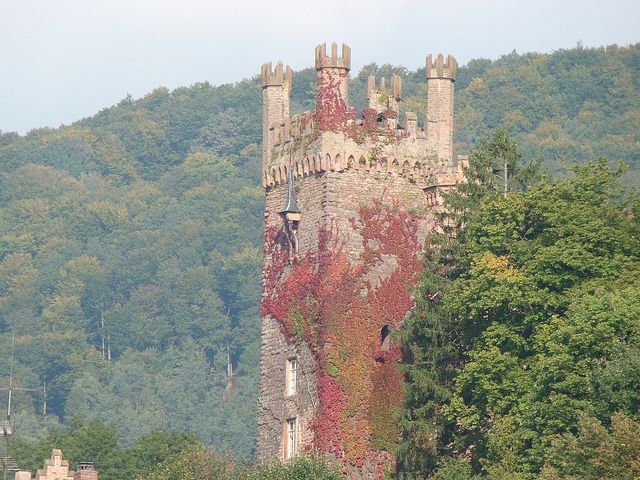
0,43,638,477
399,133,640,478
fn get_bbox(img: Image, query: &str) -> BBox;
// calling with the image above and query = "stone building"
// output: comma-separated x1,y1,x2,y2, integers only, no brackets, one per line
14,450,98,480
257,43,464,478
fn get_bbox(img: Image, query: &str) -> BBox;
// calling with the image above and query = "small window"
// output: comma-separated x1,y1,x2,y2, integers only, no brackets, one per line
381,325,391,352
285,418,297,459
286,357,297,396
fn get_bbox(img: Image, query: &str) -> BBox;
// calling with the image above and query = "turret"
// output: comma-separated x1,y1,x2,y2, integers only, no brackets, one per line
366,74,402,128
314,42,352,131
261,61,292,169
426,53,457,166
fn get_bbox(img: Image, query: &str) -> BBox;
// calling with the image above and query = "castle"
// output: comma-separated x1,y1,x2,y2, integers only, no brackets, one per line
257,43,464,478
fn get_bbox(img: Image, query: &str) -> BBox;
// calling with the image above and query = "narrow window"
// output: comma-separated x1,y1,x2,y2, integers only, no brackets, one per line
286,357,297,396
286,417,297,459
381,325,391,352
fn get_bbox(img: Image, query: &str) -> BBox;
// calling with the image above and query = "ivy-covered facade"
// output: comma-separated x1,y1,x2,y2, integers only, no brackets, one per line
256,43,463,478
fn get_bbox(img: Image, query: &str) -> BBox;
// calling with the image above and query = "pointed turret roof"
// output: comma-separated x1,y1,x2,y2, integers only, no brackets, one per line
279,167,301,215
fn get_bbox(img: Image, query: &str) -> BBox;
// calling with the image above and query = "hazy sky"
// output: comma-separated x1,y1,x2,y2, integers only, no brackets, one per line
1,0,638,134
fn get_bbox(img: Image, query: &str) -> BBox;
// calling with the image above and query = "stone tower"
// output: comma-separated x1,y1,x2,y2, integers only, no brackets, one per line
257,43,464,478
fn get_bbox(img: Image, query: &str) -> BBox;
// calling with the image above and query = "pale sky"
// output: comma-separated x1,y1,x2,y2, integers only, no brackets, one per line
1,0,638,134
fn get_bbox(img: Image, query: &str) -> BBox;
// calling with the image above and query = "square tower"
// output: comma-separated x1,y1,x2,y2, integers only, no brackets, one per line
257,43,463,478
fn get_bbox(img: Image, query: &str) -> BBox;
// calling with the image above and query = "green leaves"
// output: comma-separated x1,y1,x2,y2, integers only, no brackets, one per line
0,81,263,458
401,153,640,478
540,413,640,480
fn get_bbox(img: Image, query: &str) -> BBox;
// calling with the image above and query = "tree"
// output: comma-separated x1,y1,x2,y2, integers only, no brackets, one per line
540,413,640,480
116,430,201,480
400,156,640,478
10,418,120,478
239,456,343,480
134,445,234,480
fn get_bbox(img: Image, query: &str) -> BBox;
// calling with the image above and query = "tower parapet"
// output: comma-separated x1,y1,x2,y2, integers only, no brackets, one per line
261,61,293,89
366,74,403,118
261,61,292,169
74,462,99,480
314,42,351,70
366,74,403,101
426,53,457,80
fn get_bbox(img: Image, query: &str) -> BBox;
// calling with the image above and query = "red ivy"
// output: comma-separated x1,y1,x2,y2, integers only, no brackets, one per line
315,70,355,133
261,200,423,479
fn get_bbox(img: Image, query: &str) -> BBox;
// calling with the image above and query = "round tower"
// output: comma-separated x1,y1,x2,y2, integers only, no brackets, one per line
261,61,292,170
426,53,457,168
314,42,352,131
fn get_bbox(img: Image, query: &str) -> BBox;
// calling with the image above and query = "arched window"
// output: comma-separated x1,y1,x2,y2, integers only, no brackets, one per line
380,325,391,352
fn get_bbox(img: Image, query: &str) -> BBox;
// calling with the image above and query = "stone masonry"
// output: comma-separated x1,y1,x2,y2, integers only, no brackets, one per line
256,43,464,477
14,449,99,480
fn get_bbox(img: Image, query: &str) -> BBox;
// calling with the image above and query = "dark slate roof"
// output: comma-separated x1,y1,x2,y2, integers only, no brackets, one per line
279,167,301,214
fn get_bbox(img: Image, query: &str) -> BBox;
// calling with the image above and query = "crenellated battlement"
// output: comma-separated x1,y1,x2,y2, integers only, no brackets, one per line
261,45,459,183
315,42,351,70
290,111,316,140
266,111,316,150
366,74,403,100
261,61,293,89
263,150,451,189
426,53,457,80
366,73,403,118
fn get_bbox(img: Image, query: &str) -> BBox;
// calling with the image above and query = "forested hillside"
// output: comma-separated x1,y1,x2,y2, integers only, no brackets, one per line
0,43,638,469
0,84,265,457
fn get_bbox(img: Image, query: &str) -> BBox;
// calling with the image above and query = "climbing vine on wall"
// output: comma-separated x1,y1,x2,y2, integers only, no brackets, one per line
315,70,354,133
261,199,423,478
313,71,403,148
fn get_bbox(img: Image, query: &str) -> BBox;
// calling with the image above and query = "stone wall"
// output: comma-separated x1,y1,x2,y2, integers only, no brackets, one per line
426,78,454,164
35,450,74,480
15,449,99,480
257,167,436,466
256,175,326,460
